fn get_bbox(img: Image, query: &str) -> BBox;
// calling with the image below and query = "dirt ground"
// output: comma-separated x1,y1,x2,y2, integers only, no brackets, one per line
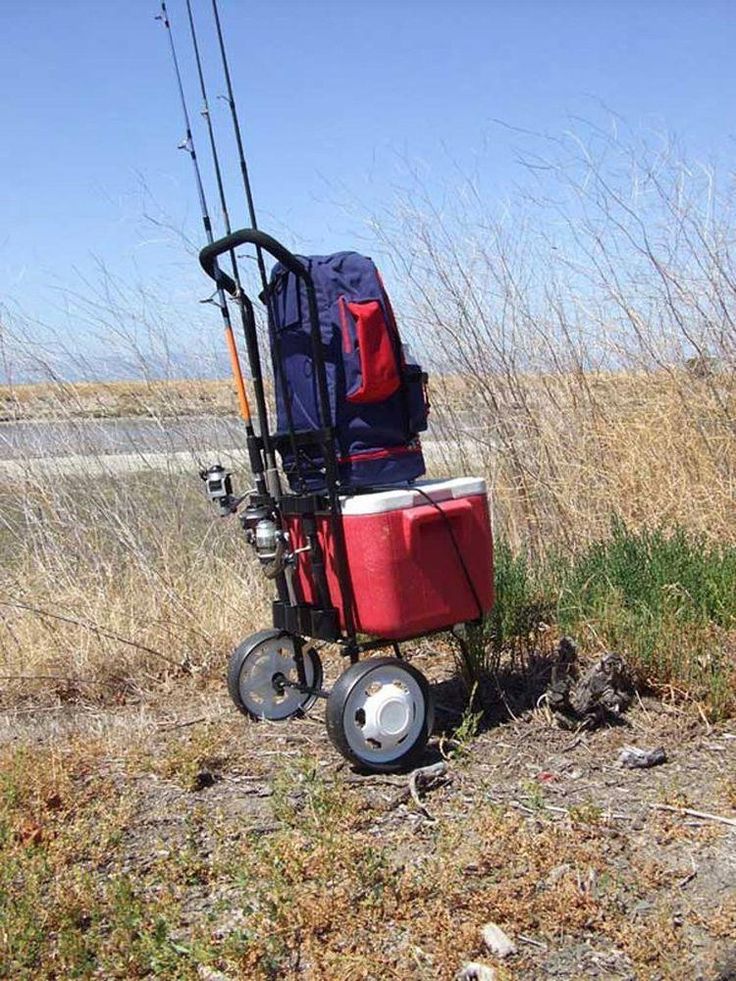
2,646,735,980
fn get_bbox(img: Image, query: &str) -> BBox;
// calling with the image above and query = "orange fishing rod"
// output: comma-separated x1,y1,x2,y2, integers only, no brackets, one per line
157,1,252,428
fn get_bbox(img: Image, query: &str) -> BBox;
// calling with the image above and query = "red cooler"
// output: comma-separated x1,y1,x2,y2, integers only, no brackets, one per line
287,477,494,640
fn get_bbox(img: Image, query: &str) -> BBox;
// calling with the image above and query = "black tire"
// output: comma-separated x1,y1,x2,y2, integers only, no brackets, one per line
227,630,323,721
326,657,434,773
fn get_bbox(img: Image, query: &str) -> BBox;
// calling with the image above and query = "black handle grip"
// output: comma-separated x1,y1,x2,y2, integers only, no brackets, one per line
199,228,307,295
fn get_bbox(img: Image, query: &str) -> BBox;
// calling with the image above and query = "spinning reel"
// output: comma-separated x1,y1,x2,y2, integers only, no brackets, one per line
200,463,286,576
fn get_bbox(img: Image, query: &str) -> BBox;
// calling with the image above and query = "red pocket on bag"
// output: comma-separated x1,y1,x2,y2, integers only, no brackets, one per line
342,299,401,403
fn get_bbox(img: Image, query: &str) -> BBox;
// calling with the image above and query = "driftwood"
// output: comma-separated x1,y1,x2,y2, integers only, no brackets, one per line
544,638,633,729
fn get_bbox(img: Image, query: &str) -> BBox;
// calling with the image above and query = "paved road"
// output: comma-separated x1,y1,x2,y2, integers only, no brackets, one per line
0,415,490,479
0,416,246,461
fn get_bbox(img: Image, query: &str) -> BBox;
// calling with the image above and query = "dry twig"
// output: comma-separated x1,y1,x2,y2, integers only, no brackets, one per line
408,761,449,820
650,803,736,829
0,598,189,672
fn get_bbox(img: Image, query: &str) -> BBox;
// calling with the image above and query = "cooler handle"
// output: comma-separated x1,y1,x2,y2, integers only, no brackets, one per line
401,498,471,550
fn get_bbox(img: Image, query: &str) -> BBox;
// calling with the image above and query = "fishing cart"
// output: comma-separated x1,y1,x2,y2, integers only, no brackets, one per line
159,1,494,772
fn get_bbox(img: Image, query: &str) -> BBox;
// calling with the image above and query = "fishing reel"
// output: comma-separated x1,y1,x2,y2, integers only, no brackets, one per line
200,464,238,516
241,500,287,578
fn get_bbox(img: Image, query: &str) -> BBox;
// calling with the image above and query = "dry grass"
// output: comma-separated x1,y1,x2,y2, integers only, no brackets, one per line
432,367,735,549
1,379,734,714
0,378,239,422
2,717,734,980
1,121,735,713
0,471,271,708
2,372,733,715
371,123,736,558
4,364,734,550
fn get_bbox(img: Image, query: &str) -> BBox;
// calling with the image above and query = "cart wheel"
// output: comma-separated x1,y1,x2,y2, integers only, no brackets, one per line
227,629,322,721
326,657,434,772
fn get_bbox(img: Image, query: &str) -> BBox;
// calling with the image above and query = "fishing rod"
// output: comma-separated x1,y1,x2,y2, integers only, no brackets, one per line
211,0,269,295
184,0,238,285
180,2,302,599
157,0,252,429
210,0,306,490
183,0,278,479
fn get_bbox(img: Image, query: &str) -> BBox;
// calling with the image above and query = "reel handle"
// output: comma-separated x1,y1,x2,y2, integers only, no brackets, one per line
199,228,307,295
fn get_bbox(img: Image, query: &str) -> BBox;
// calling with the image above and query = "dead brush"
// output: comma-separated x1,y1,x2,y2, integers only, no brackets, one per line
372,123,736,555
1,120,736,718
0,414,271,705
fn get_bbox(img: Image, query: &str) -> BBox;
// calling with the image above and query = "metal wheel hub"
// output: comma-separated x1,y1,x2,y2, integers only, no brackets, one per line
361,682,414,749
237,636,318,720
341,664,426,763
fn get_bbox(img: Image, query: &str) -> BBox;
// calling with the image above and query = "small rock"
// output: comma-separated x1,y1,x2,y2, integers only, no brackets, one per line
481,922,517,958
197,967,231,981
618,746,667,769
456,962,497,981
192,769,217,791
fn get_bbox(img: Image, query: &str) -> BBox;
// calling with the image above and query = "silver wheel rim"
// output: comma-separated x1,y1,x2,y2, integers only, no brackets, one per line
342,664,427,764
238,636,317,721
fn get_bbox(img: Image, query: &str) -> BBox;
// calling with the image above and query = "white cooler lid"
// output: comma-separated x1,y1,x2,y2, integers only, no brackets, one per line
414,476,487,501
340,477,487,515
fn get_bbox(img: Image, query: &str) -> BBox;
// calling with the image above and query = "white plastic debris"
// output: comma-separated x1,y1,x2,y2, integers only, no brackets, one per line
618,745,667,769
456,962,497,981
481,922,517,958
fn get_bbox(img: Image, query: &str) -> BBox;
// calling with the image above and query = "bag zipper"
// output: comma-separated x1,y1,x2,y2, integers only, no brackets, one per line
338,443,422,464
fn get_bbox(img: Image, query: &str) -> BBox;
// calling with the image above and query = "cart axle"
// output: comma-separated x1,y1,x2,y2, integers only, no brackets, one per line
276,674,330,700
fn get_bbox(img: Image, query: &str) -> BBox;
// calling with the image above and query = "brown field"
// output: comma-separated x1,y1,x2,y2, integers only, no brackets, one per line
2,129,736,977
0,377,239,421
1,367,734,711
2,664,735,980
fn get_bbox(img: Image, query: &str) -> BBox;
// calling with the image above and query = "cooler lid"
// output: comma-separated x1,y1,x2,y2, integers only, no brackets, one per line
340,488,416,515
340,477,487,515
414,476,487,501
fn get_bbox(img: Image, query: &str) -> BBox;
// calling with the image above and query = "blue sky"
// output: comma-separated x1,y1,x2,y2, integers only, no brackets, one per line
1,0,735,363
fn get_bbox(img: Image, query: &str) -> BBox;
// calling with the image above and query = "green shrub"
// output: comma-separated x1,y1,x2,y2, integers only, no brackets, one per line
481,519,736,718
